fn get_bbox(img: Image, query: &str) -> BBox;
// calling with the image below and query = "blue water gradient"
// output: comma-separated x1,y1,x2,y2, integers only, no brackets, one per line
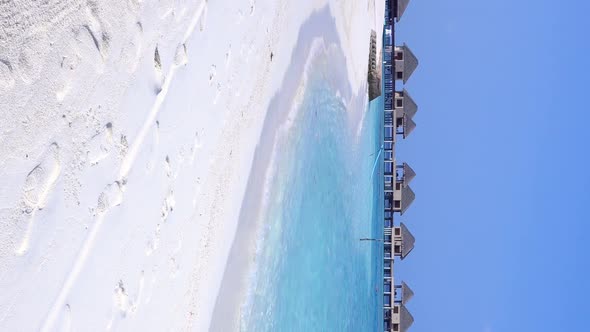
240,53,384,331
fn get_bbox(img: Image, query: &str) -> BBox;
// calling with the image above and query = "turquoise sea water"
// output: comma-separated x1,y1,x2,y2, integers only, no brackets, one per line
241,53,384,331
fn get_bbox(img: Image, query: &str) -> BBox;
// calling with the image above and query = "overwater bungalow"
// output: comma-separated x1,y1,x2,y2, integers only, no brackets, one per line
384,163,416,215
384,223,415,260
383,281,415,332
394,89,417,138
393,44,419,84
382,223,415,330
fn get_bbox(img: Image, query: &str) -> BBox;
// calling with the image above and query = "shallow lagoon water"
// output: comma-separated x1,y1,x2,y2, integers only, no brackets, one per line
240,53,383,331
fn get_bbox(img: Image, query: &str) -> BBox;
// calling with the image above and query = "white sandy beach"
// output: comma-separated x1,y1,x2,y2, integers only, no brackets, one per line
0,0,382,330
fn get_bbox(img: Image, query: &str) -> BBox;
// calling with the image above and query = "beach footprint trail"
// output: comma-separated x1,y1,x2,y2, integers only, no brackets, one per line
154,46,165,93
174,43,188,66
16,143,61,255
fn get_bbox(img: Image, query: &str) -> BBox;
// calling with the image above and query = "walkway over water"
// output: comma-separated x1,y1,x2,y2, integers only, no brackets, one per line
380,0,418,331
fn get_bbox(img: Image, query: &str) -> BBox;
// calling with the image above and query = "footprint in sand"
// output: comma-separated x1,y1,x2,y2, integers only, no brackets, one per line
18,39,45,84
81,24,109,61
121,22,144,74
114,280,134,317
83,5,111,60
72,22,108,78
86,122,114,166
0,59,15,90
57,12,108,100
174,43,188,66
16,143,61,255
208,64,216,86
107,272,146,328
164,155,172,178
56,50,82,101
160,189,175,221
249,0,256,16
153,46,165,93
22,163,54,205
95,181,124,215
118,134,129,159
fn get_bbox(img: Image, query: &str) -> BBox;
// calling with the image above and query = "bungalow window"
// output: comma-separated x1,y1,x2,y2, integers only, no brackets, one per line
384,283,392,292
385,199,392,209
396,117,404,127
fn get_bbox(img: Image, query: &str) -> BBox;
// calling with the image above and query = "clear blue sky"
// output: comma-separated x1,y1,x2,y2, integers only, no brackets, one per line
394,1,590,331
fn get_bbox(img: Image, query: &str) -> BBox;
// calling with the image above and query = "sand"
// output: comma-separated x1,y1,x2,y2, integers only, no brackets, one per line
0,0,383,330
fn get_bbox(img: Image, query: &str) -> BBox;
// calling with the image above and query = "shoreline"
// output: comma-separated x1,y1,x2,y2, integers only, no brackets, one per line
0,0,382,329
209,6,359,331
